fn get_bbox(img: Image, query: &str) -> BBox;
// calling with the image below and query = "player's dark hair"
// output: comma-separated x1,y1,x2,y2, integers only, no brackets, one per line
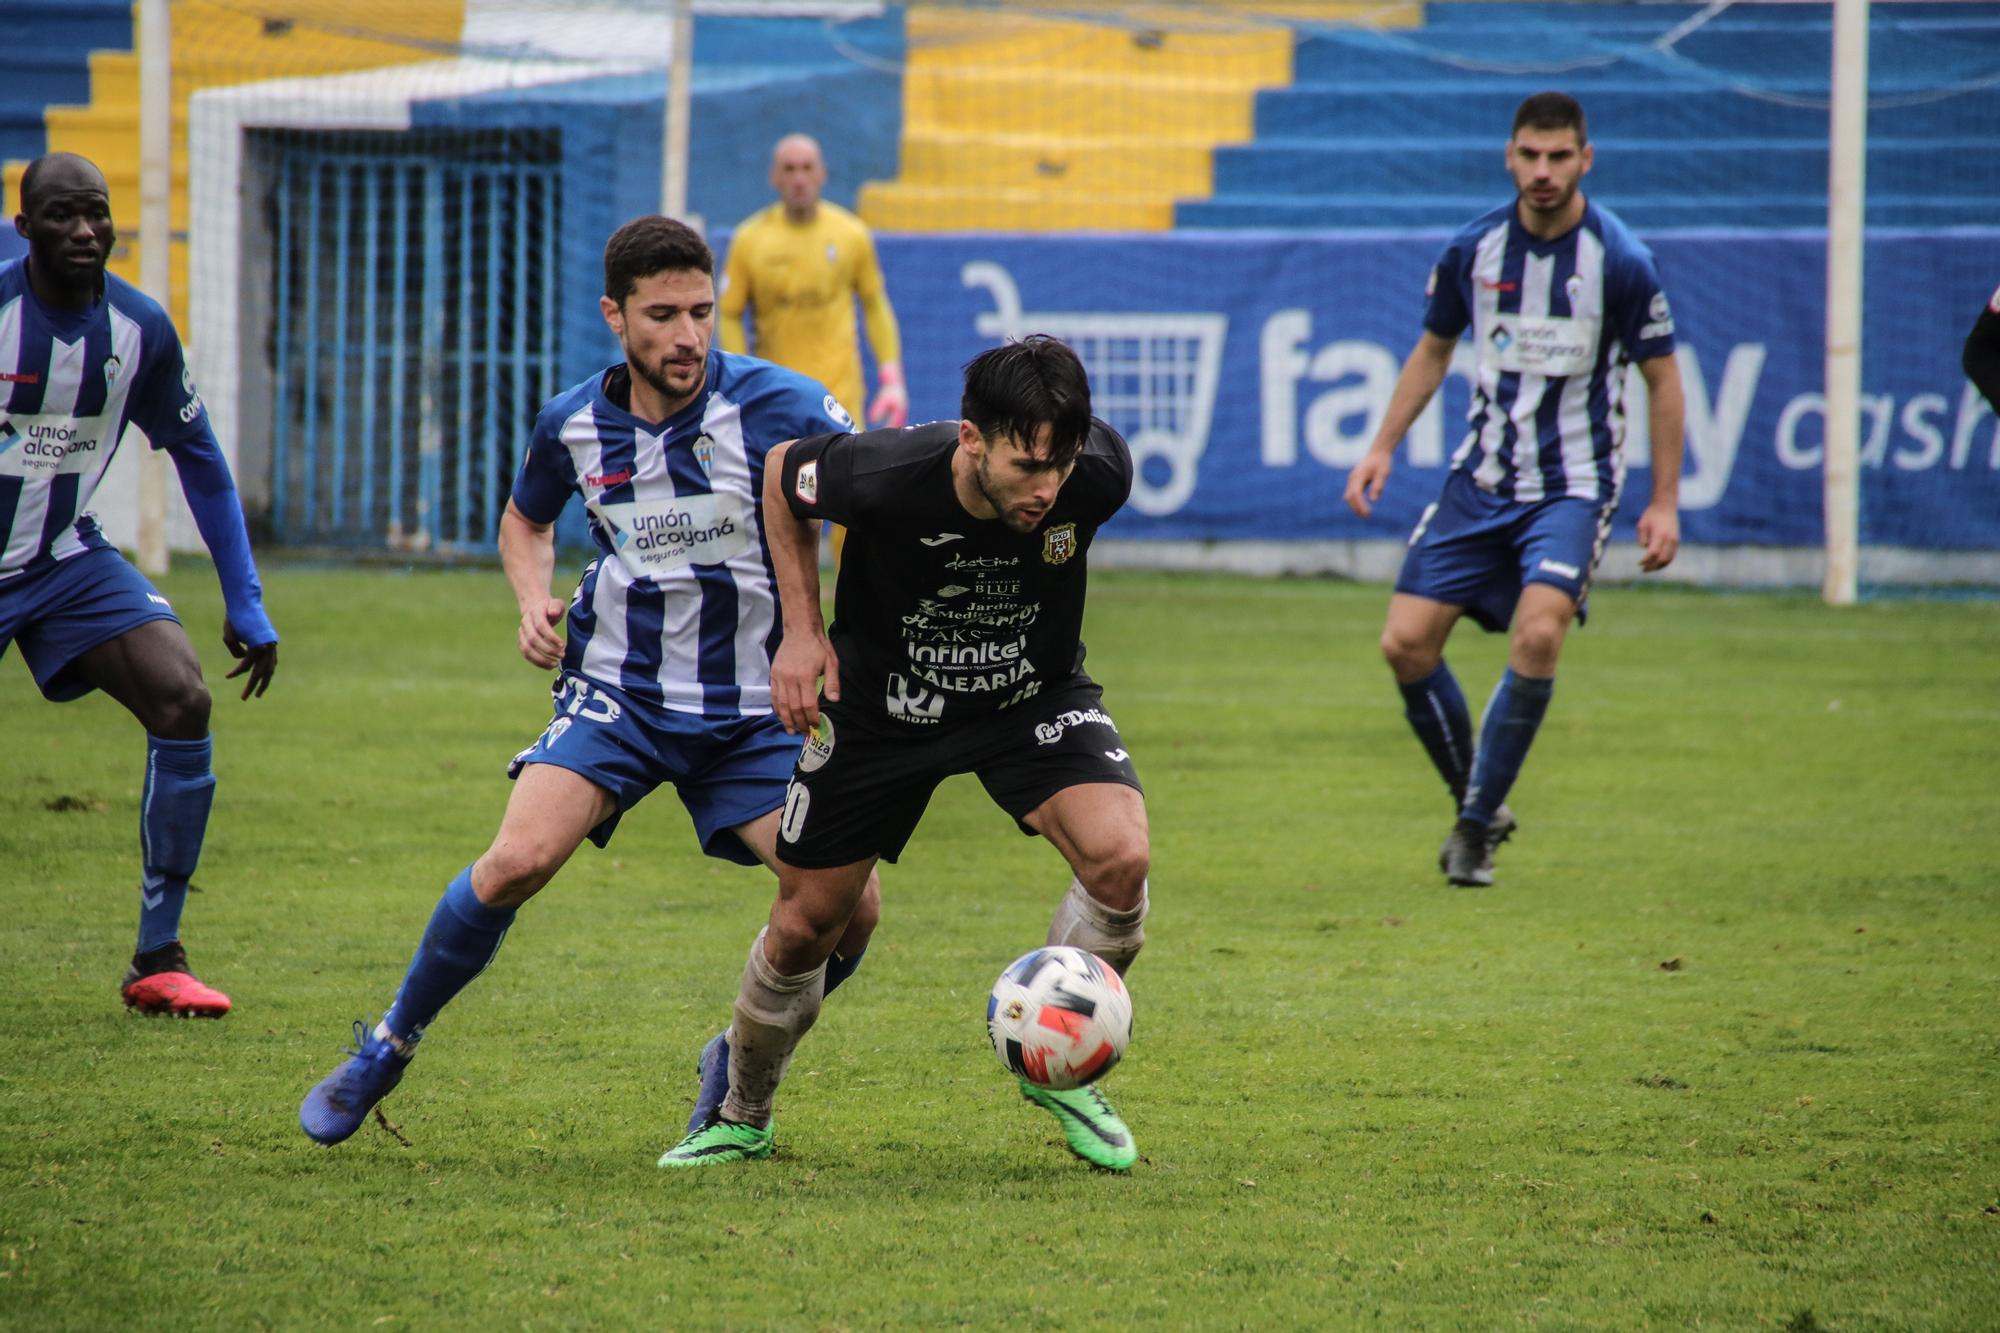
960,335,1092,469
17,152,105,213
603,215,712,305
1512,91,1587,146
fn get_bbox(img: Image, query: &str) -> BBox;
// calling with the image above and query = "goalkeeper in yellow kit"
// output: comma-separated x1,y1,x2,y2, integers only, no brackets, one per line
719,134,906,435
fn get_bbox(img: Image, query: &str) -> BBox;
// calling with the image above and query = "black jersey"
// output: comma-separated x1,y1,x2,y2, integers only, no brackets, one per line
781,419,1133,727
1965,283,2000,413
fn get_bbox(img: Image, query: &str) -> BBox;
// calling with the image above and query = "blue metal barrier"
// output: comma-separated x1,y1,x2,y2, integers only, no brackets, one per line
261,131,561,551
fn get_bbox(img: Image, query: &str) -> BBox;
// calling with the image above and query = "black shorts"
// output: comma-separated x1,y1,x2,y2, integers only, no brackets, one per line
775,676,1143,869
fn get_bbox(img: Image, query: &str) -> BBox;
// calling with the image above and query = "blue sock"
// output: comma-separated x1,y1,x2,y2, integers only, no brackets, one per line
824,947,865,996
138,735,216,954
382,866,516,1046
1463,670,1556,826
1397,663,1474,806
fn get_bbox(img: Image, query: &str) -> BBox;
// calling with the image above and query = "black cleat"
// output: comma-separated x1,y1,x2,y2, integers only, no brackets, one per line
1439,805,1516,880
1441,817,1496,887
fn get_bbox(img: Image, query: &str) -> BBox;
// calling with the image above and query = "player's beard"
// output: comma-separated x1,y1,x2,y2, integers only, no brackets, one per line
634,353,705,412
973,454,1046,534
1518,177,1577,217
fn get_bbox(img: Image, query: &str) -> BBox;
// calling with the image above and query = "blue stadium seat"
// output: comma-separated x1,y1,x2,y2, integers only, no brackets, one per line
0,0,133,166
1176,194,1995,231
1183,1,2000,233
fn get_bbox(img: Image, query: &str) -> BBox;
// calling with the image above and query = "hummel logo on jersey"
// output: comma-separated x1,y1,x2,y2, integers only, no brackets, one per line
919,532,964,547
584,469,632,488
1538,558,1581,579
0,371,39,384
1480,279,1517,292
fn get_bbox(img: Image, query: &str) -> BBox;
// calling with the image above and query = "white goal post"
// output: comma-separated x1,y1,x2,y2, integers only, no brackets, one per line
1822,0,1870,606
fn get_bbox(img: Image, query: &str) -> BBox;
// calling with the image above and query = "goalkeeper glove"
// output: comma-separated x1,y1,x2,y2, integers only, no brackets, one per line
867,362,909,428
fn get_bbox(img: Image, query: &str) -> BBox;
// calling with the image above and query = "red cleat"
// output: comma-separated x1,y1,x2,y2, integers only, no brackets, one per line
121,942,232,1018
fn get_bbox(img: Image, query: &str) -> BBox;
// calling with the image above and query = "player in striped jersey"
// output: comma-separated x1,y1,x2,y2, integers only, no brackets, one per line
301,216,881,1147
2,154,279,1016
1343,93,1686,888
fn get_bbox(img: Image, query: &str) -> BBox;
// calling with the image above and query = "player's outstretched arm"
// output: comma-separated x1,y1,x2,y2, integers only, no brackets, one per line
867,362,908,429
1345,331,1457,518
762,441,837,734
855,227,906,429
718,239,752,356
165,434,279,699
499,500,565,669
1636,352,1685,573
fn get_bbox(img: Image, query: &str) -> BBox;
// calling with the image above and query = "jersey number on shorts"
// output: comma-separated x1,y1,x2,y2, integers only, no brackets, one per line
780,781,810,844
558,677,624,724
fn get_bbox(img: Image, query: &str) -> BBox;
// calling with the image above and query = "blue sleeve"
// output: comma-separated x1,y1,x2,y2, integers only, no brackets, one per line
774,372,855,444
1613,247,1677,362
1421,238,1471,340
131,312,211,450
165,426,277,646
509,405,574,524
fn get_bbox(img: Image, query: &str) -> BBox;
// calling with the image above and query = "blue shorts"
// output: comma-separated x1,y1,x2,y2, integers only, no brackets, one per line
507,670,805,865
1395,469,1617,632
0,547,181,701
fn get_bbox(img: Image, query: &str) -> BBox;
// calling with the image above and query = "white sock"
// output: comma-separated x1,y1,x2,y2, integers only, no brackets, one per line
719,927,827,1129
1046,875,1147,974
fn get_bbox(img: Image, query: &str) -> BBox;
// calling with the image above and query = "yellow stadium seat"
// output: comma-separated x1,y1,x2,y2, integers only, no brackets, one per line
8,1,465,327
870,8,1261,232
858,182,1176,232
899,130,1217,197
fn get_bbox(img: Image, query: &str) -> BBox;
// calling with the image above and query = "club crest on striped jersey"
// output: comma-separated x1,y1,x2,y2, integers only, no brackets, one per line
1041,522,1077,565
693,433,716,477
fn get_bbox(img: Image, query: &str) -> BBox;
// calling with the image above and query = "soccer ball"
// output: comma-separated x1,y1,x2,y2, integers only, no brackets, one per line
986,946,1133,1091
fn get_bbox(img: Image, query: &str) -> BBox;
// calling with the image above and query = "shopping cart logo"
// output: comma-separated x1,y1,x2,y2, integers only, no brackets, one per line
962,261,1227,517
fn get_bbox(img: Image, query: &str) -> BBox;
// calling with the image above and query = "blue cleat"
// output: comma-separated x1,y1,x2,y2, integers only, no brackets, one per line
300,1019,411,1145
687,1030,731,1135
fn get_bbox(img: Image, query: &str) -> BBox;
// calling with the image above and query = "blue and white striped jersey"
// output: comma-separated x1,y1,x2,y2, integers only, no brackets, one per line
1424,199,1676,504
511,350,852,717
0,259,209,580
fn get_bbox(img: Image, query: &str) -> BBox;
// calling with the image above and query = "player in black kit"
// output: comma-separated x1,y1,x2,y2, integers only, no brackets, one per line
1966,281,2000,413
660,336,1151,1172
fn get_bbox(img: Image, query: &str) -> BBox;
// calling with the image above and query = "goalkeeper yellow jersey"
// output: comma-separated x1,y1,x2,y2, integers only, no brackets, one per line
718,202,901,423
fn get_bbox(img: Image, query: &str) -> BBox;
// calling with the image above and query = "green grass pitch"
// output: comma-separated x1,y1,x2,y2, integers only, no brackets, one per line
2,562,1996,1329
